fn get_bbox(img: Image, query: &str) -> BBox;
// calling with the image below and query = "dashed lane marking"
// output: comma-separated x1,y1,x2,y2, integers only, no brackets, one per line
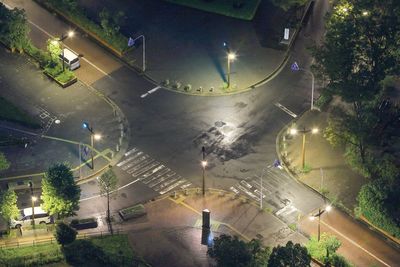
274,103,297,118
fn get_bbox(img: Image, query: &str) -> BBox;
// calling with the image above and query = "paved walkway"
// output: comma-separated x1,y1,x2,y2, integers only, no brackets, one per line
277,110,400,267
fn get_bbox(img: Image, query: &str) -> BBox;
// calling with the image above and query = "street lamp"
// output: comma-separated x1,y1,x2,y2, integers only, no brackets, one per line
201,146,207,196
54,30,75,72
227,52,236,89
128,35,146,72
290,126,319,169
31,196,37,227
291,62,315,110
309,204,332,241
82,122,101,170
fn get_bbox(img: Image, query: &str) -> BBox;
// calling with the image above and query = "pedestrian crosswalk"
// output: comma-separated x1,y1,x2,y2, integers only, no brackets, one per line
229,168,300,222
116,147,192,195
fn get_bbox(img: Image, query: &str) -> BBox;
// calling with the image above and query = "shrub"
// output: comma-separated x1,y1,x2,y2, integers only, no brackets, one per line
64,239,110,266
55,222,77,247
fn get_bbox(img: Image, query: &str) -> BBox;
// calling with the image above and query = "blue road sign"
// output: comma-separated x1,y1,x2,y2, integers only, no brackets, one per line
128,37,134,47
274,159,281,167
291,62,300,71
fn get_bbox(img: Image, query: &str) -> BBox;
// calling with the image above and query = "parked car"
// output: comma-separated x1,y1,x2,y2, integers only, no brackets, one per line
10,207,52,228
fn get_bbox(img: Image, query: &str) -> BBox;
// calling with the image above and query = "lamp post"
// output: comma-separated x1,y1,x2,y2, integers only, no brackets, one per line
309,205,332,241
201,146,207,196
82,122,101,170
128,35,146,72
291,62,315,110
290,126,318,169
227,52,236,89
31,196,37,227
54,31,74,72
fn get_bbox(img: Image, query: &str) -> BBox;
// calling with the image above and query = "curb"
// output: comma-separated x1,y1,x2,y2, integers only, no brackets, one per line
32,0,313,97
274,111,400,250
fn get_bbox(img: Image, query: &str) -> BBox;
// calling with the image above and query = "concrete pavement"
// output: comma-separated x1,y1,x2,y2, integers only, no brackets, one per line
277,110,400,266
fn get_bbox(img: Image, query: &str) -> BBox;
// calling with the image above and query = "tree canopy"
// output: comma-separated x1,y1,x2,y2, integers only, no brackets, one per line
267,241,311,267
41,163,81,218
55,222,77,247
207,234,270,267
0,189,19,222
0,4,30,51
0,152,10,171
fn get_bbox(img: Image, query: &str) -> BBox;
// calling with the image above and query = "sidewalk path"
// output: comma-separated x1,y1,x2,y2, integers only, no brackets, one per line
278,110,400,266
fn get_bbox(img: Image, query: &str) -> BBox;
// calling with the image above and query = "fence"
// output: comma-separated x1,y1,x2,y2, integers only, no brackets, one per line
0,228,125,249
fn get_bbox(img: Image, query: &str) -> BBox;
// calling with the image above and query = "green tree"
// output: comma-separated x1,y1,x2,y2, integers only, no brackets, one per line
99,8,124,37
208,235,270,267
41,163,81,218
0,151,10,171
268,241,311,267
0,4,30,51
47,38,62,61
97,168,118,229
357,180,400,238
55,222,77,247
306,233,342,263
0,189,19,223
270,0,308,11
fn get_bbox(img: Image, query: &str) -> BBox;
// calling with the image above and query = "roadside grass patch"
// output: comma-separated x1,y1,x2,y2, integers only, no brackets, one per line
163,0,262,20
0,243,64,266
0,97,40,129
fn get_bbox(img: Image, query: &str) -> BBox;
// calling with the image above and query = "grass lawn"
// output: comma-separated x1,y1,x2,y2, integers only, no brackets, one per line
91,234,135,263
0,242,64,266
163,0,262,20
0,96,40,129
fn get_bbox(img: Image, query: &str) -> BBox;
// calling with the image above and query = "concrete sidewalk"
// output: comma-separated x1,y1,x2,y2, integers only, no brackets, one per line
277,110,400,267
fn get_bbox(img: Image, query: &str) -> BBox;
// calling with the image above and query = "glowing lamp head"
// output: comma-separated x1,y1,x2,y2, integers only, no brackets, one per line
32,196,37,202
290,128,298,135
309,215,315,221
94,134,102,141
67,31,75,38
311,128,319,134
228,53,236,61
325,205,332,212
82,122,89,129
201,161,208,168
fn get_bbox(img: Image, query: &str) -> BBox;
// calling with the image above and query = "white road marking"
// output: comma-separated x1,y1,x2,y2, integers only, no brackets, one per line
274,103,297,118
141,86,161,98
321,220,391,267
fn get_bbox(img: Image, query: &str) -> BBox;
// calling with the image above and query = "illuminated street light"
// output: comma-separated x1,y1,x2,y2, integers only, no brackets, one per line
82,122,100,170
290,126,319,169
54,30,75,72
227,52,237,89
31,196,37,227
201,146,207,196
310,205,332,241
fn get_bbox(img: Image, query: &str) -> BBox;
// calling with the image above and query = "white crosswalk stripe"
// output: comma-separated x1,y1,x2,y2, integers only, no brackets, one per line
116,147,191,195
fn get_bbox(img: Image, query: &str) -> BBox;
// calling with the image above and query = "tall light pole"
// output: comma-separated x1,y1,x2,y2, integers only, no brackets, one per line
82,122,101,170
201,146,207,196
128,35,146,72
290,127,318,169
310,205,332,241
291,62,315,110
31,196,37,227
53,30,75,72
227,52,236,89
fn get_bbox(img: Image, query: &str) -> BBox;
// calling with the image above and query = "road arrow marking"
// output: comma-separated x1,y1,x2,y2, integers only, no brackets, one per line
274,103,297,118
141,86,161,98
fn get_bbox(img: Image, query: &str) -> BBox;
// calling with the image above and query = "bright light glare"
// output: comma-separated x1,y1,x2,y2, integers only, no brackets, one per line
362,11,368,16
309,216,315,221
325,205,332,212
68,31,75,38
228,53,236,61
290,128,298,135
94,134,102,140
312,128,319,134
32,196,37,202
201,161,208,168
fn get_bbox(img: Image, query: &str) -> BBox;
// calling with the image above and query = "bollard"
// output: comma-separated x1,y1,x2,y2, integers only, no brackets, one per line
116,144,120,152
